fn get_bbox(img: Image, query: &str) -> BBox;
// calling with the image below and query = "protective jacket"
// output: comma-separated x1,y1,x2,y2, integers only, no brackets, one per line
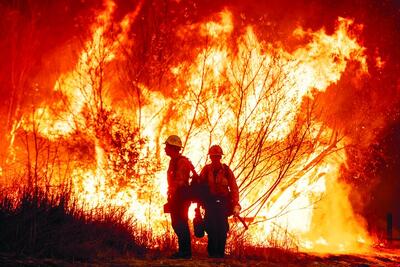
198,164,239,206
167,155,196,200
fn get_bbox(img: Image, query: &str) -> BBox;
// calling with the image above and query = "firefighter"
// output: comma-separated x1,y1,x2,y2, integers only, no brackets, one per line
164,135,197,259
198,145,241,258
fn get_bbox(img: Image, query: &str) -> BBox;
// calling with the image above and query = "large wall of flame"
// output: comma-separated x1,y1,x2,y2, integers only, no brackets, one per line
1,0,399,240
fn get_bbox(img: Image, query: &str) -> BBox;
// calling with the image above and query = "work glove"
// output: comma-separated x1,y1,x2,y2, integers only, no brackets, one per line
233,204,241,216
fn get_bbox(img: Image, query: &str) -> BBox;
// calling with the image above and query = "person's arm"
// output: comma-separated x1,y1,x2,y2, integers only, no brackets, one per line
187,158,199,183
227,168,239,204
175,158,191,187
227,167,241,215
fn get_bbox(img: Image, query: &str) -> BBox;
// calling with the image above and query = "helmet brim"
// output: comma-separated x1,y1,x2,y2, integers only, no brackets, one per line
165,142,182,148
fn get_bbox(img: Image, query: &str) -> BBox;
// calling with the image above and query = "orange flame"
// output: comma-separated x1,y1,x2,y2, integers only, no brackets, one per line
9,1,375,254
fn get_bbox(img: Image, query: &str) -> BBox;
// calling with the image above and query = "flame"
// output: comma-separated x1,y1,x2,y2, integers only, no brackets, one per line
23,0,143,140
6,0,376,254
200,10,234,38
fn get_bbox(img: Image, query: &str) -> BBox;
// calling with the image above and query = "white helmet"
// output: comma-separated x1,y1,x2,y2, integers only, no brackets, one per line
164,135,183,148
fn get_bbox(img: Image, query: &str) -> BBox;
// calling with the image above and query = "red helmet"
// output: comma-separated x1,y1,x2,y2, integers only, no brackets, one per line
208,145,224,156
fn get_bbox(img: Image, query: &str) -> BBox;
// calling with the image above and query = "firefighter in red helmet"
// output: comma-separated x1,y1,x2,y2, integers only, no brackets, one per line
164,135,197,259
197,145,241,258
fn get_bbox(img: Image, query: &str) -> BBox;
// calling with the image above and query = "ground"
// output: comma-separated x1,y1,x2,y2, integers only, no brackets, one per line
1,248,399,267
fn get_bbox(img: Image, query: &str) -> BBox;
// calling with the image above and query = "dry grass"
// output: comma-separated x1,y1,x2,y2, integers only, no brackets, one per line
0,185,303,263
3,184,395,267
0,186,148,261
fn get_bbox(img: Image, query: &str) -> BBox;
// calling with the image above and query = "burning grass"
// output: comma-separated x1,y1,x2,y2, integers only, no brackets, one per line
0,181,301,263
1,184,399,267
0,185,148,261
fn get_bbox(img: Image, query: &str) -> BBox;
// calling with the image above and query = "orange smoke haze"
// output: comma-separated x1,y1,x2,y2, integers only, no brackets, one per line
0,0,399,254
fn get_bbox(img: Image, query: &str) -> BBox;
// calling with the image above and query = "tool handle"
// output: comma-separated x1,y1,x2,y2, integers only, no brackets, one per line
234,215,248,230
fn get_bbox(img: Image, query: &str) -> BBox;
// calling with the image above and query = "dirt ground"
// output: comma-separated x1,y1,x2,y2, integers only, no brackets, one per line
1,248,399,266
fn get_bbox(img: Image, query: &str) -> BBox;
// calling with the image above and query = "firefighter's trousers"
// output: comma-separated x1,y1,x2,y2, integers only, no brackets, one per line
204,196,230,257
170,194,191,255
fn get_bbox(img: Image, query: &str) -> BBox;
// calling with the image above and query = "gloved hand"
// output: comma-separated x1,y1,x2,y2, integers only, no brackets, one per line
233,204,241,216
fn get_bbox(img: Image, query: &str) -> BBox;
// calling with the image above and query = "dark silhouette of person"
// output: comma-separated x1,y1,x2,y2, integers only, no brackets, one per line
197,145,240,258
164,135,197,259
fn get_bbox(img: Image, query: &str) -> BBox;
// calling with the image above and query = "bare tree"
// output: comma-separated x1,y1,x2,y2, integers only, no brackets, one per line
0,1,42,168
164,31,348,226
117,5,346,228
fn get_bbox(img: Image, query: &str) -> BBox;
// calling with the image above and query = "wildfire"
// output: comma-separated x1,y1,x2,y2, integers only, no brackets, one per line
6,0,375,254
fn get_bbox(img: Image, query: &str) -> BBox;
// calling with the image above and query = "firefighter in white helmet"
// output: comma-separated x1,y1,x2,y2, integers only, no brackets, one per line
164,135,198,259
196,145,240,258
